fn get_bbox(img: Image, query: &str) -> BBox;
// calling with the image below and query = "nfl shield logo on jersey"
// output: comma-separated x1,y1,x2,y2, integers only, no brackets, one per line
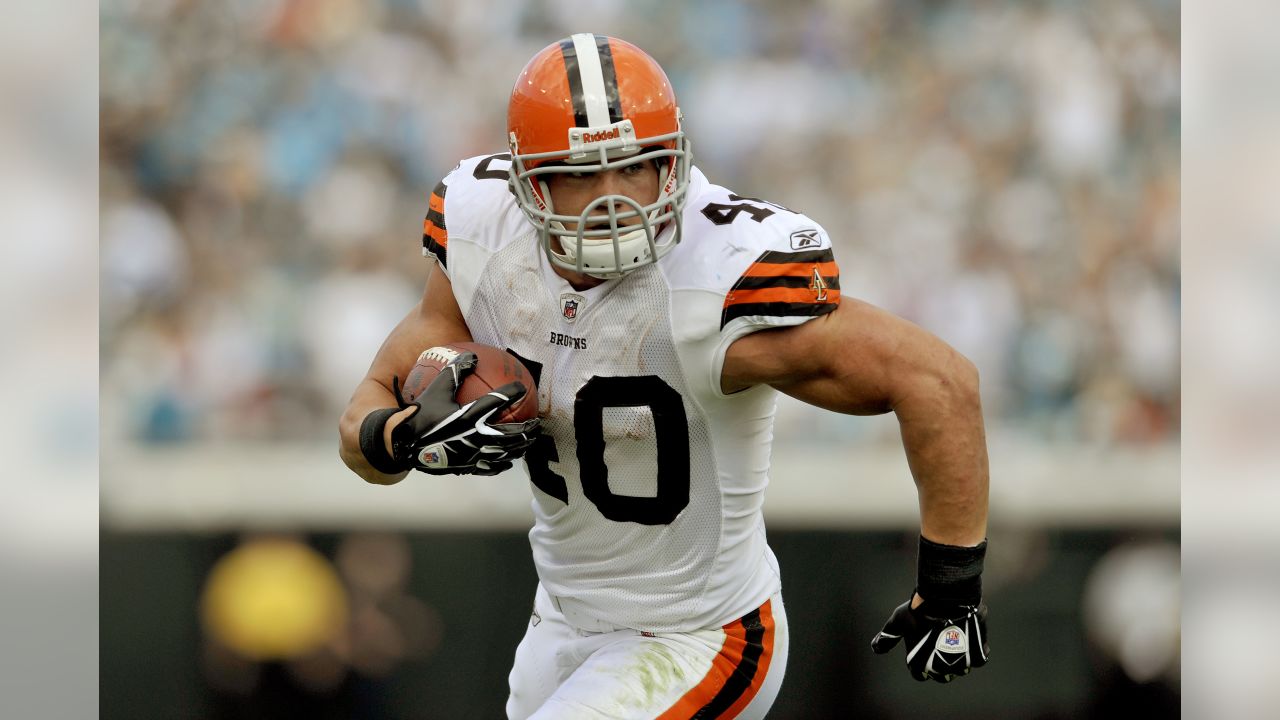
560,293,585,322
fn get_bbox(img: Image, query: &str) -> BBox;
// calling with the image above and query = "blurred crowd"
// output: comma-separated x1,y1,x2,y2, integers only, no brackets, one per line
100,0,1179,448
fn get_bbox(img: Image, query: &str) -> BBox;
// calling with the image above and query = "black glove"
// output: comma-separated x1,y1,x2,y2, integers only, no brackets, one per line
390,350,540,475
871,597,988,683
871,537,989,683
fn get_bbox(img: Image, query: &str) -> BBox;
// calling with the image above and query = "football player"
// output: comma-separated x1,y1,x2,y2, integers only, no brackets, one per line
339,34,990,719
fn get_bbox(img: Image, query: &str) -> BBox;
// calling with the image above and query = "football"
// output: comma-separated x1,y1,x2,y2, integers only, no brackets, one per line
399,342,538,424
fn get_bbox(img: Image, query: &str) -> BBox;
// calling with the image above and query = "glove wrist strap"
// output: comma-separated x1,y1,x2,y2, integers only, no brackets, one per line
359,408,408,475
917,535,986,607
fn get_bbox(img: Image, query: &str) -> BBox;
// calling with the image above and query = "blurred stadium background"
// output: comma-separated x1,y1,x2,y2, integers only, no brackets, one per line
100,0,1179,718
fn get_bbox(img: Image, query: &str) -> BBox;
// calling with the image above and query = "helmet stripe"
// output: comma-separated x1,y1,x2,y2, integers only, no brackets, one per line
558,38,589,128
593,34,624,124
568,32,611,127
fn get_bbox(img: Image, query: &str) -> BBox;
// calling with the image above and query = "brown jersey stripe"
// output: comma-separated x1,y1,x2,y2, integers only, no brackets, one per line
732,274,841,291
754,248,834,264
422,234,445,262
425,206,446,231
430,179,448,203
422,234,446,267
425,210,446,233
428,178,447,221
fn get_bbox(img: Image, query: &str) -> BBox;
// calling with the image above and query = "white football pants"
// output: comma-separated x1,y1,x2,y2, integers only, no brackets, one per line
506,583,788,720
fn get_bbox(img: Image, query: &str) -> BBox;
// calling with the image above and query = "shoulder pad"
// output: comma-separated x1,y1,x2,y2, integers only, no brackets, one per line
668,186,841,330
420,153,520,269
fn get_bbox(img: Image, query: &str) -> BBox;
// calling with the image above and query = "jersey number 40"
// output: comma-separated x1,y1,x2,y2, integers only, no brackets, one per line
511,352,690,526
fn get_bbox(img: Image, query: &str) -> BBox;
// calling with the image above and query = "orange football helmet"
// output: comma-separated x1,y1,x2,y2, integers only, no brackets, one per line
507,34,691,278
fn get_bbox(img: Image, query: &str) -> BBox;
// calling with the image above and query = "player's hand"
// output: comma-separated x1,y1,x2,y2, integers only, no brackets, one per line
871,597,989,683
389,350,540,475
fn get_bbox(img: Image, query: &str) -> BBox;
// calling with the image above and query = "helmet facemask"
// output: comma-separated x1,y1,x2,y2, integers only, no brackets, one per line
508,120,692,279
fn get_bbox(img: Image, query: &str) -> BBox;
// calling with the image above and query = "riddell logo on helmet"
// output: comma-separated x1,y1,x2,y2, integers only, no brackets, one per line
582,127,621,143
567,120,635,155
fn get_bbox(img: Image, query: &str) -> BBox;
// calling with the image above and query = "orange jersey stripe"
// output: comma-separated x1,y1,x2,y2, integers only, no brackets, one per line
723,600,776,718
423,221,448,247
724,286,840,307
428,192,445,215
741,260,839,280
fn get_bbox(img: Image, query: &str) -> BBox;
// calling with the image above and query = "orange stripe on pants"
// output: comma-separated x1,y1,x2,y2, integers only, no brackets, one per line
723,601,775,718
656,600,775,719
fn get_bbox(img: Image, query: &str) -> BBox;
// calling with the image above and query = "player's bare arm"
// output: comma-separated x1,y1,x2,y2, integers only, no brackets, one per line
338,261,473,485
722,297,988,547
724,296,991,682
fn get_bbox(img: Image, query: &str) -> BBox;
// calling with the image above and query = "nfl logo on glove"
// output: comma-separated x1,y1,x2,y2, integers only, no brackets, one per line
417,447,445,468
937,626,967,653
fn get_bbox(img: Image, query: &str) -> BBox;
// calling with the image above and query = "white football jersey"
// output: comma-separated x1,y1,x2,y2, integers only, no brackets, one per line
421,154,841,632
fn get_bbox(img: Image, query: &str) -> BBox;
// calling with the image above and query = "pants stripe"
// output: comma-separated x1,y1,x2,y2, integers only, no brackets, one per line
657,599,776,719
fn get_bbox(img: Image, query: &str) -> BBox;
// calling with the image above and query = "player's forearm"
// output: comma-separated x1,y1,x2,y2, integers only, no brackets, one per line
338,274,472,484
339,378,411,485
893,351,989,547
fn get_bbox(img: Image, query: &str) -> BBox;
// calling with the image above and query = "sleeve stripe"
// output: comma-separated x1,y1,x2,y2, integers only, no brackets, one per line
721,247,841,329
424,211,447,240
741,259,839,280
423,234,447,267
754,248,833,264
726,287,842,306
722,301,837,327
732,274,841,291
422,220,448,245
421,180,449,267
430,178,449,201
425,204,446,230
